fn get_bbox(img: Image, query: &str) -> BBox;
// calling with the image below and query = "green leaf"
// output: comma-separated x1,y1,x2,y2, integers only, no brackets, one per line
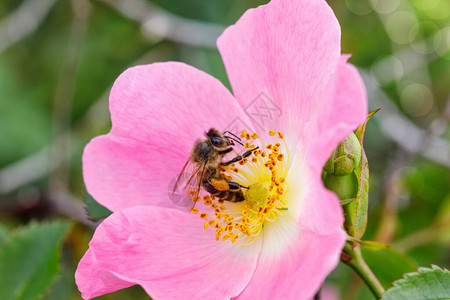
0,221,70,300
85,193,112,220
362,247,417,289
382,265,450,300
0,224,8,248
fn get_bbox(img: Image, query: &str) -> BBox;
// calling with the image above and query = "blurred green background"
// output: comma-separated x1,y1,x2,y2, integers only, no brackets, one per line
0,0,448,299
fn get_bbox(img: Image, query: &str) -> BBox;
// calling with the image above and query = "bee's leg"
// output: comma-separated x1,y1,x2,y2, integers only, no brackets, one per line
218,147,233,155
221,147,259,166
227,182,249,191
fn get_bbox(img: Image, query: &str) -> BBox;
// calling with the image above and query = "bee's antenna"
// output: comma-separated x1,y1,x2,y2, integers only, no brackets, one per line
191,201,198,210
223,131,241,141
225,136,244,146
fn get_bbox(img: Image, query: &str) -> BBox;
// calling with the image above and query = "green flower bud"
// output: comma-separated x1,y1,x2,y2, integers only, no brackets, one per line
323,132,362,176
323,109,380,240
323,172,359,200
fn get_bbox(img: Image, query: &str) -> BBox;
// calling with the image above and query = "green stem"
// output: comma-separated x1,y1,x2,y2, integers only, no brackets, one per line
343,242,385,299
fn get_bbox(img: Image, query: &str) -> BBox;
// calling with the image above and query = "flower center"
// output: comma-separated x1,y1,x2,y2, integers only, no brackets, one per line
190,130,290,246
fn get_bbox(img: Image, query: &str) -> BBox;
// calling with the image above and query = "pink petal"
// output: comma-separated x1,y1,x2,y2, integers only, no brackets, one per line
320,285,340,300
109,62,253,144
300,174,346,235
286,148,345,236
236,228,345,300
76,206,261,299
235,146,345,299
217,0,341,144
84,62,255,212
83,134,188,212
306,55,368,175
75,249,134,299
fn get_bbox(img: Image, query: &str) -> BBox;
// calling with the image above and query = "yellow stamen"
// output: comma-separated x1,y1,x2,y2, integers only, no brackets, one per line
190,130,290,246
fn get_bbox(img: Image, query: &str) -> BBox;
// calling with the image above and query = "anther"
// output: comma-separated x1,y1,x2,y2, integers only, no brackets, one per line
190,129,289,247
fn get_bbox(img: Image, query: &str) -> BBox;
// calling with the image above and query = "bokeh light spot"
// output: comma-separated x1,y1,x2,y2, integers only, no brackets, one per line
400,83,434,117
370,0,401,14
434,27,450,59
345,0,373,15
371,55,404,84
385,11,418,44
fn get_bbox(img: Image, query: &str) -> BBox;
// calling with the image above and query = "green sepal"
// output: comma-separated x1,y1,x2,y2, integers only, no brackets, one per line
85,193,112,220
340,198,356,205
344,148,369,238
343,109,379,239
348,235,390,250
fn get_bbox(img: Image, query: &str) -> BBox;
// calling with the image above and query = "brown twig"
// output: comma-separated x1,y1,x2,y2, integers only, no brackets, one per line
97,0,225,48
0,0,58,53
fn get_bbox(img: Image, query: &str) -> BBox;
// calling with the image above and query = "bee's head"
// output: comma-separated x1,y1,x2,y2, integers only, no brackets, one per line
206,128,231,149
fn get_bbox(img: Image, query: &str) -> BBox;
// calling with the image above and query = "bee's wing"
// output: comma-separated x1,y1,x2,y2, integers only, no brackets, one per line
172,158,200,195
183,157,210,210
169,158,202,208
171,152,211,209
194,157,209,198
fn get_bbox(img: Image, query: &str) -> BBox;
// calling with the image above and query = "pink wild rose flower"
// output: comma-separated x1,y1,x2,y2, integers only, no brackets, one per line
75,0,368,299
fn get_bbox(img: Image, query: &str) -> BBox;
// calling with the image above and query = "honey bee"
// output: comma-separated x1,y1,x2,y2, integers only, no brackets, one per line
173,128,257,205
